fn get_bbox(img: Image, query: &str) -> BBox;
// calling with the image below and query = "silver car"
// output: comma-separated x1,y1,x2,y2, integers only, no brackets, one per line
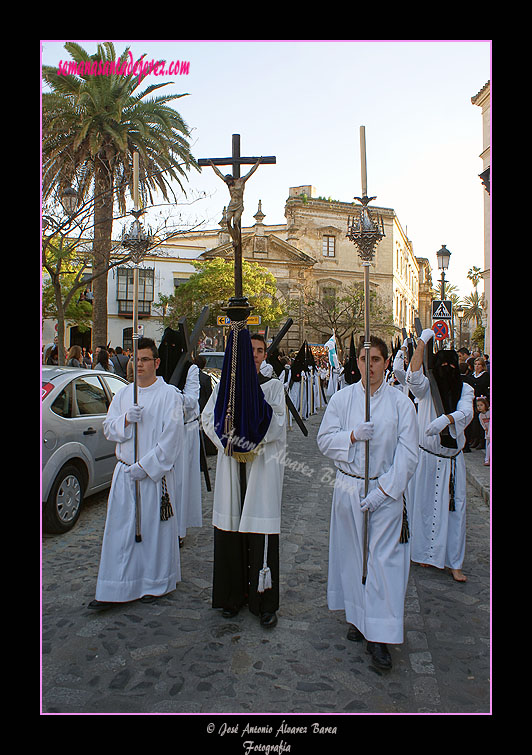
42,366,128,534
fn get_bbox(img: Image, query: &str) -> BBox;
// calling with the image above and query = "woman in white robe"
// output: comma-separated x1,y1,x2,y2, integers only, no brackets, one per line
405,332,474,580
317,364,418,648
94,375,184,603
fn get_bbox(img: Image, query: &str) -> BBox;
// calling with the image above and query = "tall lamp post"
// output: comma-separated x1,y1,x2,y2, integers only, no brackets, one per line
457,306,464,349
436,244,451,300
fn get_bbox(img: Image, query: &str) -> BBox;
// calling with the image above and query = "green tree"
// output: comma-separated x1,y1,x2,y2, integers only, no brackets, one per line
158,258,288,329
297,282,394,358
467,265,483,292
461,290,485,328
42,41,199,347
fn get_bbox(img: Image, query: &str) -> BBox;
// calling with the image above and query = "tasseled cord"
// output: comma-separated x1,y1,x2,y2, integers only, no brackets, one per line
160,476,174,521
448,457,456,512
257,534,272,593
399,494,410,544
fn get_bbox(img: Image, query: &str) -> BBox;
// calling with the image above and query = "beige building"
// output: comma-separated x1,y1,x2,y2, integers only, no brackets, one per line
173,185,427,353
43,186,428,355
471,81,490,353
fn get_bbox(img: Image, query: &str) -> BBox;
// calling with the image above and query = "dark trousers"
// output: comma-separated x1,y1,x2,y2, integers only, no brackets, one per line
212,527,279,616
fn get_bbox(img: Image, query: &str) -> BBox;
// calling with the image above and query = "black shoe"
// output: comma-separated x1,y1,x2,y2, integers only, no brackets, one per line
140,594,159,603
260,612,278,628
347,624,364,642
222,607,239,618
366,641,392,670
87,599,114,611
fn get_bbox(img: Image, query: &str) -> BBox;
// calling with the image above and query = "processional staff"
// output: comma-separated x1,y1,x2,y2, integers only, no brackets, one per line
122,151,150,542
346,126,385,584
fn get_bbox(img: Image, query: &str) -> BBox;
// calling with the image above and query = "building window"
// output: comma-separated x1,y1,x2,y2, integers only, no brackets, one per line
321,286,336,303
322,236,336,257
116,267,154,316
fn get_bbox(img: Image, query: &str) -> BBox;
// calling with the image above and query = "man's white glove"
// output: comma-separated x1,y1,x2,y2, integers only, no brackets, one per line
420,328,435,344
360,486,389,513
426,414,450,436
352,421,374,442
126,405,143,424
126,462,147,481
401,337,410,350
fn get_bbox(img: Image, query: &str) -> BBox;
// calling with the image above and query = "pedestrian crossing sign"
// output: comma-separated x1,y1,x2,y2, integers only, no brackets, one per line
432,300,452,320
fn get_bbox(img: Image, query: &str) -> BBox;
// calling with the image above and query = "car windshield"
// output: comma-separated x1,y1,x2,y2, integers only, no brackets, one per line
203,354,225,370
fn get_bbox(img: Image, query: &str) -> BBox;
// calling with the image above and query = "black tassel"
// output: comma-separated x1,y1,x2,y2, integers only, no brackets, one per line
448,458,456,512
399,494,410,543
160,476,174,521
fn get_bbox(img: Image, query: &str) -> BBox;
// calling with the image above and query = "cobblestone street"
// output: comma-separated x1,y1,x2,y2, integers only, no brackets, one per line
42,406,490,722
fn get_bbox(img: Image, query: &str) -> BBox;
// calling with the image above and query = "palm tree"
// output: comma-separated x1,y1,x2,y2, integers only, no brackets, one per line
461,290,485,327
42,42,199,346
467,265,483,292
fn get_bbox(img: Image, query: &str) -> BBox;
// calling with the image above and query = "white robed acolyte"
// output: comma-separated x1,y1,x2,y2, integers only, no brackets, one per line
96,378,184,602
317,378,418,644
405,333,474,572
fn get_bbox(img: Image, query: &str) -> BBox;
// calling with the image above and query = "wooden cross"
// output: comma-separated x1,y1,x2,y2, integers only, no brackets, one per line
198,134,276,301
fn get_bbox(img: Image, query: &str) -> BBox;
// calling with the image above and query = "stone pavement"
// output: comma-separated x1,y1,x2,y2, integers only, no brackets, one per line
41,405,491,721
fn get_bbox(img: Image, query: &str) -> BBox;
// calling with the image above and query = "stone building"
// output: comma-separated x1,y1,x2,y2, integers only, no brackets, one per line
471,81,490,353
43,186,429,356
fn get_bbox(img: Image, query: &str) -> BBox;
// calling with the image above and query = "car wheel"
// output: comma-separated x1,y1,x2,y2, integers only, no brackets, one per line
44,464,84,533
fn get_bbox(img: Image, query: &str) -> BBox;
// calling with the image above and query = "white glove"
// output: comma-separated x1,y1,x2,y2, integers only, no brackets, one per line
352,421,374,442
420,328,435,344
360,486,389,513
401,338,410,350
126,405,143,424
426,414,450,436
126,462,147,481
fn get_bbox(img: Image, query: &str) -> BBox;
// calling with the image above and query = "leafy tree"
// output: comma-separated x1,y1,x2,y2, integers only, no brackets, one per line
296,281,394,358
42,41,199,347
461,290,485,327
158,258,288,329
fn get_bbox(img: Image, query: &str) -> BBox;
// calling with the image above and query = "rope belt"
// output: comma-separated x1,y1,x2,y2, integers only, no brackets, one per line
335,469,409,543
118,460,174,521
336,468,378,480
419,445,462,511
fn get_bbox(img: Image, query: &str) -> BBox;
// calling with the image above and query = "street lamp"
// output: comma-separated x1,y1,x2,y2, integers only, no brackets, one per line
436,244,451,300
456,306,464,349
60,186,79,217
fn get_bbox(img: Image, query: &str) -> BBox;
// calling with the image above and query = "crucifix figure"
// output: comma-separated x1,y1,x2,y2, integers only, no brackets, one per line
208,158,262,246
198,134,276,303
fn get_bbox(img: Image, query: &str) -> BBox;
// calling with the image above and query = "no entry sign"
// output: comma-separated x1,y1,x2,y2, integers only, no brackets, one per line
433,320,449,340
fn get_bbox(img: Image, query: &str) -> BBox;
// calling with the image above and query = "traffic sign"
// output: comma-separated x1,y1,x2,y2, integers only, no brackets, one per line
433,320,449,340
432,300,452,320
217,315,262,326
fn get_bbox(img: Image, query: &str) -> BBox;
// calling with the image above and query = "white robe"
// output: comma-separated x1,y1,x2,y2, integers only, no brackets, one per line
405,365,474,570
317,380,418,644
201,377,287,534
174,364,202,538
96,378,184,602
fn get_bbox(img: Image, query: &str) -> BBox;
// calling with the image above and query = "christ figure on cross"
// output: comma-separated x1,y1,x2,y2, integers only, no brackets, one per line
208,158,262,245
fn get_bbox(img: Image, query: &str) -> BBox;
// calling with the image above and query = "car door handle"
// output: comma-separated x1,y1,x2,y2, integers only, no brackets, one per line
83,427,97,435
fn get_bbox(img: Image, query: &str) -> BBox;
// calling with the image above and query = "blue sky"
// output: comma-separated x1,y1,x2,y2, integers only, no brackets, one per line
41,39,491,297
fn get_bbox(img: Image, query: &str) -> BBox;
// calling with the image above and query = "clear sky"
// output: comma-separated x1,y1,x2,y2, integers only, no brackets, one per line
41,39,491,298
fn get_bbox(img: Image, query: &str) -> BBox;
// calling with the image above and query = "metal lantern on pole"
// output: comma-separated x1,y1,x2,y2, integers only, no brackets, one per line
436,244,451,301
346,126,386,585
121,152,150,543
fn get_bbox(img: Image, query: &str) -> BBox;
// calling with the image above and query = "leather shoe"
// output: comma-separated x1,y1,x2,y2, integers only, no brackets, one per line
347,624,364,642
260,612,278,628
222,607,239,618
87,599,114,611
366,641,392,670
